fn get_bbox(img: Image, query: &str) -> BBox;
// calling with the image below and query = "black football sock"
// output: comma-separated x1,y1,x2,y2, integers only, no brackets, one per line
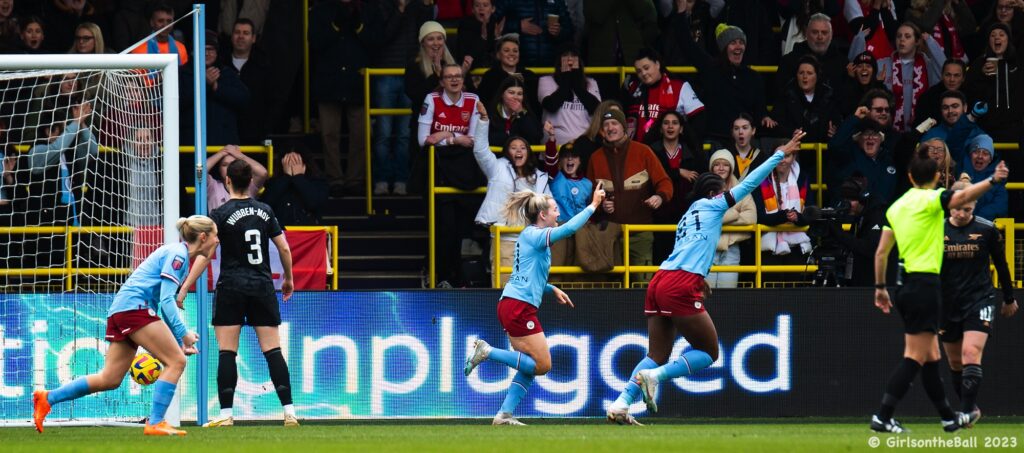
264,347,293,406
217,350,238,410
877,358,921,421
961,364,983,413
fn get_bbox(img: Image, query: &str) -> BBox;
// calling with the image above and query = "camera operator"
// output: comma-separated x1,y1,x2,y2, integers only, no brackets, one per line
818,177,897,287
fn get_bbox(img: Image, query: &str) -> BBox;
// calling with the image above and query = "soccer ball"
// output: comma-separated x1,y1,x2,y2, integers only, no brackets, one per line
130,353,163,385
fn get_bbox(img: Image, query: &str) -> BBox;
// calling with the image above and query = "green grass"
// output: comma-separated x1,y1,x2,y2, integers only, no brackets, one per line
6,419,1022,452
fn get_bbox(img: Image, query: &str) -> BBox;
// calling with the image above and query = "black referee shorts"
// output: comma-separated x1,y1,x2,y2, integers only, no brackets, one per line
212,279,281,327
894,273,942,334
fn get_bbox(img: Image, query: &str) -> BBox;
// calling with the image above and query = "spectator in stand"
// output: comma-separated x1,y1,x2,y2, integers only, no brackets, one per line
226,19,273,146
904,0,975,63
966,23,1023,144
921,90,983,164
583,0,658,67
622,47,705,145
309,0,374,197
834,89,901,171
474,107,551,285
124,127,162,226
110,0,148,52
129,3,188,66
845,0,898,63
777,13,849,97
777,2,842,55
705,149,756,288
853,21,946,132
371,1,431,196
0,0,18,53
569,99,622,174
542,128,591,279
648,110,704,263
720,0,780,65
218,0,270,37
754,146,812,282
262,148,330,226
67,22,108,54
979,0,1024,55
488,74,543,146
44,0,107,53
0,143,14,210
587,109,673,280
18,16,43,53
916,60,967,126
962,134,1008,220
181,31,249,147
772,55,842,143
474,34,539,114
537,43,600,146
828,118,898,204
840,51,886,116
206,145,268,212
728,113,769,181
27,100,97,226
496,0,573,67
660,0,716,67
920,137,958,189
670,6,771,142
457,0,503,71
418,63,485,287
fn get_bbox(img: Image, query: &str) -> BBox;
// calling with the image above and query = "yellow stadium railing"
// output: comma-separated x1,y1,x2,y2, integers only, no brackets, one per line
0,224,341,291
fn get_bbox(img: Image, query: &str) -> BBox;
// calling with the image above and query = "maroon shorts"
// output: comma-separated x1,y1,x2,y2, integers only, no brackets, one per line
105,308,161,348
645,269,707,317
497,297,543,337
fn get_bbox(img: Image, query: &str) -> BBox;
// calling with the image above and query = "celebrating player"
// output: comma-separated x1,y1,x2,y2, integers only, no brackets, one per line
870,149,1009,433
606,130,806,425
201,159,298,427
463,184,606,425
32,216,218,436
940,177,1018,423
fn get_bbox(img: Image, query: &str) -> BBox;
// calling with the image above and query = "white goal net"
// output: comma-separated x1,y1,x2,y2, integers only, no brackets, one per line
0,54,180,426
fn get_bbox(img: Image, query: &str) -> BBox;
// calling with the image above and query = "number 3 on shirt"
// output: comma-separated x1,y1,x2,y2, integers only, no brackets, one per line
244,229,263,265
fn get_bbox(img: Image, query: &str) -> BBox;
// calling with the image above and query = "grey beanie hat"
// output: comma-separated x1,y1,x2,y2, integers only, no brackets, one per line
716,24,747,52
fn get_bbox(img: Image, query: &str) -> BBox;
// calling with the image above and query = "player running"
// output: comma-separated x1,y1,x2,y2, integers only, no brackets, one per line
464,184,606,425
201,159,298,427
605,130,806,425
870,150,1009,433
939,177,1018,424
32,216,218,436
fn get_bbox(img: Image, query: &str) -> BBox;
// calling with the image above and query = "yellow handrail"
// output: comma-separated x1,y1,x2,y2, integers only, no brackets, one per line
0,224,340,290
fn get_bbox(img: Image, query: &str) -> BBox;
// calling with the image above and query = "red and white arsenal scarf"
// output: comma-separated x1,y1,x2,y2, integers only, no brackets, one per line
931,14,965,61
891,53,927,131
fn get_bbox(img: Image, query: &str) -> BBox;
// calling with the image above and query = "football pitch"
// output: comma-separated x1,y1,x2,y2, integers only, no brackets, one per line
6,418,1022,452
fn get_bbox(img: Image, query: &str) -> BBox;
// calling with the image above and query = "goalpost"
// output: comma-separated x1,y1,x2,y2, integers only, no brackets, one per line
0,53,181,427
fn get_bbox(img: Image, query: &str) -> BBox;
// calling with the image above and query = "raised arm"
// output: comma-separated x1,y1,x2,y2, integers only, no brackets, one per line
949,161,1009,209
548,183,606,243
730,130,806,201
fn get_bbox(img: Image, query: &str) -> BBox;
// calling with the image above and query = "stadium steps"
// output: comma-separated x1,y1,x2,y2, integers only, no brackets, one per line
327,195,429,289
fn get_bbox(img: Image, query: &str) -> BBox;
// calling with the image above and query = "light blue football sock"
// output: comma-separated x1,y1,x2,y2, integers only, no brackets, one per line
148,380,177,425
613,357,659,408
499,371,534,414
651,350,714,382
487,348,537,374
47,376,90,405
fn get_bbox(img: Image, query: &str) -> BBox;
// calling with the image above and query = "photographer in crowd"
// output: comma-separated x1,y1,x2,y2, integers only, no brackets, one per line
814,177,896,287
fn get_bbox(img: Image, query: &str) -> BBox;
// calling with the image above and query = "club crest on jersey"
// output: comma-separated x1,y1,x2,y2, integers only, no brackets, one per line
526,321,535,330
172,256,184,270
461,111,471,122
148,309,157,317
968,233,983,241
420,103,428,115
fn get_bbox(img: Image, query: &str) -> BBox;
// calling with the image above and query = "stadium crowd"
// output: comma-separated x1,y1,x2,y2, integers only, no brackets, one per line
0,0,1020,288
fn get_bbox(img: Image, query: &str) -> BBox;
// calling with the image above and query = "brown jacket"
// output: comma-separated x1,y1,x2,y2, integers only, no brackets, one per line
587,140,673,225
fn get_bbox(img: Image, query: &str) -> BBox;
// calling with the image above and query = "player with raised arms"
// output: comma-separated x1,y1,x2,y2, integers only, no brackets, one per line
463,184,606,425
606,129,806,425
32,215,219,436
870,149,1009,433
938,177,1017,425
198,159,297,427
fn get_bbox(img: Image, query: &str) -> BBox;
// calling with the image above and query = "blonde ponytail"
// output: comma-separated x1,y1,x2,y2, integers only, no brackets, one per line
502,191,552,226
176,215,216,244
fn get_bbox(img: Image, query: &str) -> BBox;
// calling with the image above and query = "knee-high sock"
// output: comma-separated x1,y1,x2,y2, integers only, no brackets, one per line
961,364,982,412
264,347,293,406
877,358,921,421
650,350,714,383
499,371,534,414
149,380,177,425
487,348,536,374
612,357,659,409
920,361,955,420
950,369,963,400
217,350,238,410
47,376,90,405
